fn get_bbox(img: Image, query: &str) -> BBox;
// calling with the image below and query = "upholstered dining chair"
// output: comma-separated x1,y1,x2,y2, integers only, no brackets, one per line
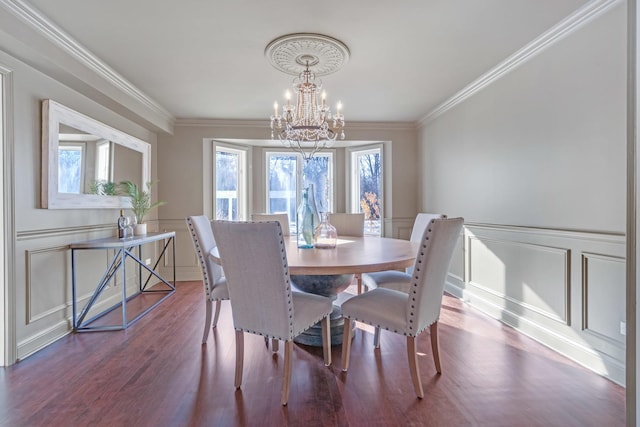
328,212,364,237
251,213,291,236
362,212,448,347
328,212,365,293
362,212,447,293
186,215,229,344
211,220,333,406
341,217,464,398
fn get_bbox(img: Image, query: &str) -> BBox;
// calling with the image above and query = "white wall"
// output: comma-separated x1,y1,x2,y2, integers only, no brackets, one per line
419,3,627,384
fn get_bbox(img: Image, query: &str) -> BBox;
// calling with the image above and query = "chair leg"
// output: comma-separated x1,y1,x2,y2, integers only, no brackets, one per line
272,338,279,353
281,341,294,405
321,315,331,366
356,273,362,294
430,322,442,374
407,336,424,399
341,318,352,371
234,330,244,389
202,300,213,344
212,300,222,328
373,326,381,348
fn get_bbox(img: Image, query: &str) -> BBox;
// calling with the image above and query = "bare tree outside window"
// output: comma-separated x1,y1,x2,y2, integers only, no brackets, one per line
352,148,382,235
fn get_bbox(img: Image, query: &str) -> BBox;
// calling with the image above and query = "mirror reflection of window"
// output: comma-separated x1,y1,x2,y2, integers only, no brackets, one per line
95,140,112,182
58,143,85,194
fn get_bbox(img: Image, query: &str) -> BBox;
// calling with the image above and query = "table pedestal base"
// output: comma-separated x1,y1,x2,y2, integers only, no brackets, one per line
291,273,355,346
293,292,355,346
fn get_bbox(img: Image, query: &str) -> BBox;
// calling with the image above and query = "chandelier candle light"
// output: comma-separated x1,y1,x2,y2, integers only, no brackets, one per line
266,33,350,160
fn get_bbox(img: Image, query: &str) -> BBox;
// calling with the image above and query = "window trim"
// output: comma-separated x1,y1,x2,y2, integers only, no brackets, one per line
264,149,336,215
346,143,384,236
212,140,250,221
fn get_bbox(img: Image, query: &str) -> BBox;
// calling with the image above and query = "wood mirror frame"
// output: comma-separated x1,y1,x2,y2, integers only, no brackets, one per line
41,99,151,209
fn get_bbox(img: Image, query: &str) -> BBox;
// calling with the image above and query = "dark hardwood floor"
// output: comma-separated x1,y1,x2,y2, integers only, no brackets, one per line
0,281,624,426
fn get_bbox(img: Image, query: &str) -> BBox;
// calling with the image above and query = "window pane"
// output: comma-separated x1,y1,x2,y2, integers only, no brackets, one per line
216,150,239,220
302,154,332,213
353,149,382,236
266,152,334,234
267,153,297,230
58,145,83,194
95,142,110,182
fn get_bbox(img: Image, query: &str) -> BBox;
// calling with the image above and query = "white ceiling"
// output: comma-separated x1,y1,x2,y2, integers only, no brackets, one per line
18,0,590,125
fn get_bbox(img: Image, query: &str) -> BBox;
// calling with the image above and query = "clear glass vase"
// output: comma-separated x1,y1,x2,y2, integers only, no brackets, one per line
314,212,338,249
296,187,315,248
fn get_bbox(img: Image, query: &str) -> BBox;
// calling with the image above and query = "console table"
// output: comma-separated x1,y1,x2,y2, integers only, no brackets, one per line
70,231,176,332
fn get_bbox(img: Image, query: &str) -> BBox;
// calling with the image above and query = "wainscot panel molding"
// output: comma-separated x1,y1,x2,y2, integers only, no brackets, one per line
582,252,626,346
26,245,68,324
445,223,626,386
17,223,115,240
384,217,414,240
158,219,201,281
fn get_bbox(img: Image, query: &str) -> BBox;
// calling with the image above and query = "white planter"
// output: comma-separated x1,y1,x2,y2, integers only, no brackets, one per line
134,223,147,235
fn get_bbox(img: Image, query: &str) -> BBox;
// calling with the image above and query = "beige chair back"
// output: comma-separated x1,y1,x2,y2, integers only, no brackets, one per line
329,213,364,237
212,220,295,339
186,215,226,300
408,217,463,333
407,213,446,274
186,215,229,343
251,213,291,236
410,213,447,242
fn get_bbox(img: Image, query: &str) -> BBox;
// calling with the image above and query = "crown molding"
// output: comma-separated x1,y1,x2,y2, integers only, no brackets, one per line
0,0,175,130
175,118,267,128
418,0,622,127
175,118,417,131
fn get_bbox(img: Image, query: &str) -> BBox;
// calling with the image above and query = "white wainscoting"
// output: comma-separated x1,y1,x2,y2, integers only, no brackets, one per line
445,223,626,386
160,219,202,281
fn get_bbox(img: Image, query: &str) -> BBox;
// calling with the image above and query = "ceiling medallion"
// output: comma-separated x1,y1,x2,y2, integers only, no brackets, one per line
265,33,350,77
267,34,349,160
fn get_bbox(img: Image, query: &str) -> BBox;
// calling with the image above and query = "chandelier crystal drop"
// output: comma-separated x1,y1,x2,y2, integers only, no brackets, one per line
271,61,345,160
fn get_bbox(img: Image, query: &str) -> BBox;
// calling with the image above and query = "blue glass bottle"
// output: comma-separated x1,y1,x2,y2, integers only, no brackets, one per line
296,187,315,248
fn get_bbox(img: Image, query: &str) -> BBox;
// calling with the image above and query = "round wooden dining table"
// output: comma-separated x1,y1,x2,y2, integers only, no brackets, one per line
285,235,419,275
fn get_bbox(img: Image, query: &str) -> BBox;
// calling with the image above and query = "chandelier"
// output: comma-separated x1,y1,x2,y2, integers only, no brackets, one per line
266,34,350,160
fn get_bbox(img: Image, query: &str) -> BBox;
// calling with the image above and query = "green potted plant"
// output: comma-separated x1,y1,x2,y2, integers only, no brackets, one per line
119,180,166,235
89,180,118,195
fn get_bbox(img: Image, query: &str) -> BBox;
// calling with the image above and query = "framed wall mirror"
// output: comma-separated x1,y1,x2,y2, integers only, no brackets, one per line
41,99,150,209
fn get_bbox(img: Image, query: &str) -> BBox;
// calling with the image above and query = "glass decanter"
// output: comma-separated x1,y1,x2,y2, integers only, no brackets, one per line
313,212,338,249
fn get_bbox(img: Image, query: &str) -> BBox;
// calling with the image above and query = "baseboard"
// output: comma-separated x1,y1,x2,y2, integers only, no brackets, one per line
445,282,625,386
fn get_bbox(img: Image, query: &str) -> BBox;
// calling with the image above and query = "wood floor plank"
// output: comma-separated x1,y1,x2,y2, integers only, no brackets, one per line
0,281,625,426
